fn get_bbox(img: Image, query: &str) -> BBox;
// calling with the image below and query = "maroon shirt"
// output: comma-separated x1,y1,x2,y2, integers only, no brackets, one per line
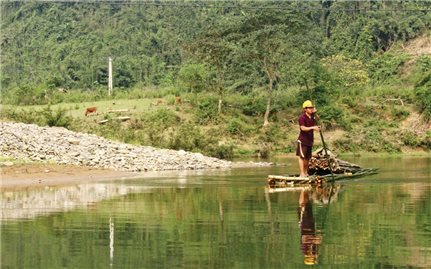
297,112,316,146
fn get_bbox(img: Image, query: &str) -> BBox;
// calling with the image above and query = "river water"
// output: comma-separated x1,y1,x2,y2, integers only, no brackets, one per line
1,156,430,268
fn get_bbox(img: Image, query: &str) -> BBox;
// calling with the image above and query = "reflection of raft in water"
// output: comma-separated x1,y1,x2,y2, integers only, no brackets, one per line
266,149,378,192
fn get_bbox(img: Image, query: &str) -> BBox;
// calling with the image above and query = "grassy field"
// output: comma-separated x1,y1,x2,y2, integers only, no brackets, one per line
2,98,160,119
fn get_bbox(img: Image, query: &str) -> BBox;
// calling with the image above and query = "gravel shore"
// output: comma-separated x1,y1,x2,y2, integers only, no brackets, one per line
0,122,232,172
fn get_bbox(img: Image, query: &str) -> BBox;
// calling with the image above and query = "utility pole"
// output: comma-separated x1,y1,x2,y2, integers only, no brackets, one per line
108,57,113,96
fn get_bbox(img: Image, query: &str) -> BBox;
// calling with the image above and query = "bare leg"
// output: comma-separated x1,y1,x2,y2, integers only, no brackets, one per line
298,157,306,177
303,158,309,176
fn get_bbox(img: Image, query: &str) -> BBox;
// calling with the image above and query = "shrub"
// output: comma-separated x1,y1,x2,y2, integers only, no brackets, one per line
2,106,73,128
349,127,401,153
401,130,421,147
2,108,34,124
352,128,384,152
206,142,235,160
1,85,37,105
296,84,331,108
321,54,369,87
91,120,124,142
177,63,209,93
422,131,431,149
333,136,360,153
250,124,285,157
405,55,431,84
166,123,234,159
261,124,282,144
367,53,409,83
193,95,219,124
271,90,298,113
255,143,271,159
168,123,205,151
318,105,344,128
139,108,179,145
414,72,431,119
41,106,73,128
364,119,395,129
141,108,178,126
227,117,242,135
240,91,267,116
226,117,252,136
415,55,431,72
341,95,360,108
390,106,410,120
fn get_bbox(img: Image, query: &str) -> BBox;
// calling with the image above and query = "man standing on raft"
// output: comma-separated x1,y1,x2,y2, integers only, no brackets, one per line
296,100,320,177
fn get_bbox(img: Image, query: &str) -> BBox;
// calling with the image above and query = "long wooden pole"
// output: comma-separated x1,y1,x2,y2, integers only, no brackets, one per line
318,124,335,182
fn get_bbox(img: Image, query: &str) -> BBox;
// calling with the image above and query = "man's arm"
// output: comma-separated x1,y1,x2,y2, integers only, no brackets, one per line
300,125,320,132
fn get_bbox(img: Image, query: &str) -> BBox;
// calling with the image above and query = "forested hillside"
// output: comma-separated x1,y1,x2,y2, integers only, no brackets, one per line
1,0,430,157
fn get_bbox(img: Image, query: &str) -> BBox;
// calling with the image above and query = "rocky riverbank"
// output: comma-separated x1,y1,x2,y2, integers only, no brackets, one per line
0,122,233,172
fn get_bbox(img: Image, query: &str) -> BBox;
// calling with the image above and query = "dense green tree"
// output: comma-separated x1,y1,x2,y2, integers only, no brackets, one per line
177,63,209,93
183,29,233,114
226,7,323,126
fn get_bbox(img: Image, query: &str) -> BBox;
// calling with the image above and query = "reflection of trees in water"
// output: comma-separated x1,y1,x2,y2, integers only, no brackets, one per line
1,184,153,220
2,178,430,268
311,184,342,205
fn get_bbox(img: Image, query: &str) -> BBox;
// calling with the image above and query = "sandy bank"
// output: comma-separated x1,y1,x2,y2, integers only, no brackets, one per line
0,163,142,190
0,161,273,190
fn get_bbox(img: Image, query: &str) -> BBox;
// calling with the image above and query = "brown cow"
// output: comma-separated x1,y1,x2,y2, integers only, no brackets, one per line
85,107,97,116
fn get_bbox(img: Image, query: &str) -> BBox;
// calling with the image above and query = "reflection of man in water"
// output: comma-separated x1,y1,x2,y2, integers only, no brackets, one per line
298,189,322,265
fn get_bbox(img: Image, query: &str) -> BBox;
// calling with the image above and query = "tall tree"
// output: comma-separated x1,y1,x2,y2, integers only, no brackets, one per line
229,9,319,126
183,30,232,114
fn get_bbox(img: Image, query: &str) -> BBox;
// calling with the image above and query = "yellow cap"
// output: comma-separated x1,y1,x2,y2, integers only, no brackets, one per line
302,100,313,109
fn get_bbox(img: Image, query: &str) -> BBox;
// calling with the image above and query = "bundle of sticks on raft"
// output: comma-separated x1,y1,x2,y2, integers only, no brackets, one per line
266,148,378,189
308,148,362,175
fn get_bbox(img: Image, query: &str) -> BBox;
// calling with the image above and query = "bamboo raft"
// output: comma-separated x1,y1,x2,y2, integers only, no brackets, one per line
266,148,378,191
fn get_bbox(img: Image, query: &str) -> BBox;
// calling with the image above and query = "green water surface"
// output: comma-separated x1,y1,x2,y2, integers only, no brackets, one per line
1,156,430,269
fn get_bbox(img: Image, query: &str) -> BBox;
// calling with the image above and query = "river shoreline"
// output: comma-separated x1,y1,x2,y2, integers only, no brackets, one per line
2,122,426,190
1,149,428,190
0,160,275,190
0,121,276,189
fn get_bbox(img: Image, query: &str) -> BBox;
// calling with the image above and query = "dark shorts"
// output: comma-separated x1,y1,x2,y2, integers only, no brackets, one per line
296,141,312,159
